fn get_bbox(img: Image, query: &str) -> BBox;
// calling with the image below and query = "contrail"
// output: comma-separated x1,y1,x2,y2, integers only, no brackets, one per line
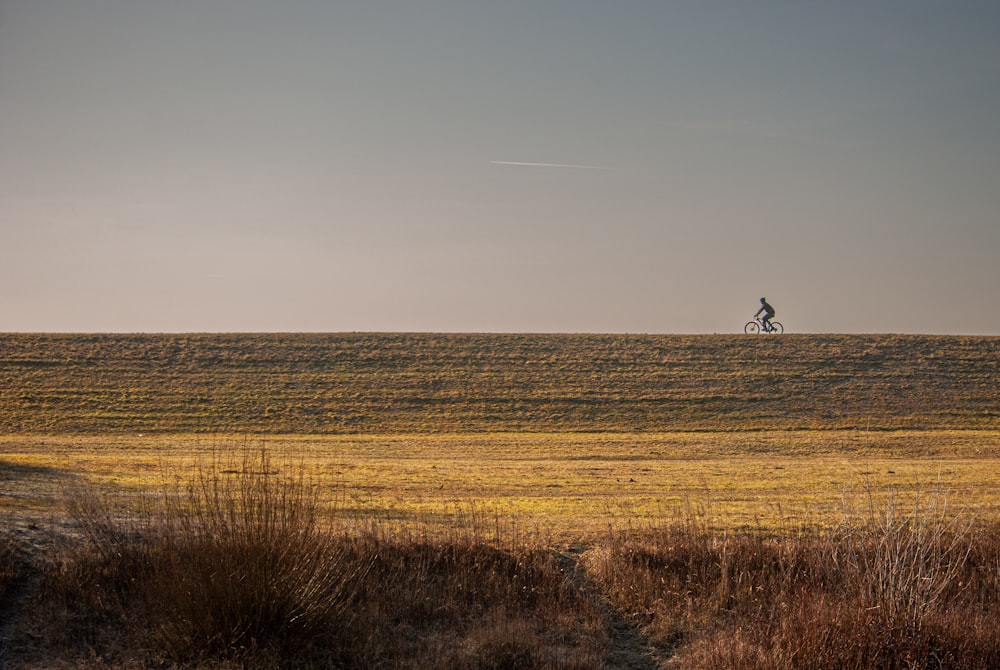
490,160,613,170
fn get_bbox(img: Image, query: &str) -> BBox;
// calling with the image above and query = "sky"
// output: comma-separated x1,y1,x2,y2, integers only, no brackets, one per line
1,1,999,334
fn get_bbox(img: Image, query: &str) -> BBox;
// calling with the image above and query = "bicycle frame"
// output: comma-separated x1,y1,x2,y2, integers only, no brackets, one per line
745,316,783,334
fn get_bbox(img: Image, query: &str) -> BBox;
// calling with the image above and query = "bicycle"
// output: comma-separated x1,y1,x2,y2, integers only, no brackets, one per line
744,315,783,334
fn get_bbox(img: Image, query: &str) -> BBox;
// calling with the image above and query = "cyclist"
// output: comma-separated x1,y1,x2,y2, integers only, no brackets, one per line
756,297,776,332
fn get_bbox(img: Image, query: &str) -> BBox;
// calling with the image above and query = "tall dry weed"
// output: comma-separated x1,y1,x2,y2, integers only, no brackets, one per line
839,479,974,631
137,447,366,662
30,446,366,667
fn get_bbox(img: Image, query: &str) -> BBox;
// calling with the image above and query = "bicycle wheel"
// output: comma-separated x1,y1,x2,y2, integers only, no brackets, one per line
744,321,760,334
769,321,784,334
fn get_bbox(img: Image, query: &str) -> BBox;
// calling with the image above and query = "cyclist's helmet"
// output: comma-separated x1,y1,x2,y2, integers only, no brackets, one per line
760,297,766,302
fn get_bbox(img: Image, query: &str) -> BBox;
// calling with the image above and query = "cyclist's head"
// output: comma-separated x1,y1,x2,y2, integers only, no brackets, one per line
760,297,766,303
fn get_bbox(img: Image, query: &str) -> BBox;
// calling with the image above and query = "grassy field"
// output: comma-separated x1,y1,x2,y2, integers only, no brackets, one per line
4,431,1000,543
2,333,1000,667
2,333,999,535
2,333,998,433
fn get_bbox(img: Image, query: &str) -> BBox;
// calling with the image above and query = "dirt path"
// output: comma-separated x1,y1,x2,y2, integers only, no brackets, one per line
0,516,72,670
559,548,664,670
0,527,33,670
0,573,38,670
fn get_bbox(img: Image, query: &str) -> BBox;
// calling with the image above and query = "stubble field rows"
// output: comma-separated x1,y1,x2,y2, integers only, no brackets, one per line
1,333,997,433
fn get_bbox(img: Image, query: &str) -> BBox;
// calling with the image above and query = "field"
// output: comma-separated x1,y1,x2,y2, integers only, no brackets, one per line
4,431,1000,545
2,333,998,433
2,333,998,534
2,333,1000,668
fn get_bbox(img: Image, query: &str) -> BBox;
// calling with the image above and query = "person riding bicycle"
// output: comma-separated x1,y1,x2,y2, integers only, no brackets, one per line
756,297,776,332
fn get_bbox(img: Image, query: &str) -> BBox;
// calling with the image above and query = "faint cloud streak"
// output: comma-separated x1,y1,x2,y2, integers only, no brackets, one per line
491,161,614,170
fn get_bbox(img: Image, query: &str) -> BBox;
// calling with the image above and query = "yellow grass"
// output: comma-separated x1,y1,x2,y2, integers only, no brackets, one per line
4,430,1000,543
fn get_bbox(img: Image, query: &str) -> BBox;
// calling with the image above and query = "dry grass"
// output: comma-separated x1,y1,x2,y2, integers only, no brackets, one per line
584,487,1000,669
1,333,997,433
2,332,999,666
0,531,29,611
8,452,1000,668
338,532,606,669
8,447,607,669
3,432,1000,543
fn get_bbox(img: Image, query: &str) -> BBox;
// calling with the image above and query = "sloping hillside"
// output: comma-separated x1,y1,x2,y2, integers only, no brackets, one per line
1,333,997,433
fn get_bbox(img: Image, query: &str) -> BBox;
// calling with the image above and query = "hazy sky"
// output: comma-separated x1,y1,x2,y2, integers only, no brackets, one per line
2,1,998,334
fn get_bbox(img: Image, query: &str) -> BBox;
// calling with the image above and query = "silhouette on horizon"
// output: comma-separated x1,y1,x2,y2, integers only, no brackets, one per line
756,297,776,333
